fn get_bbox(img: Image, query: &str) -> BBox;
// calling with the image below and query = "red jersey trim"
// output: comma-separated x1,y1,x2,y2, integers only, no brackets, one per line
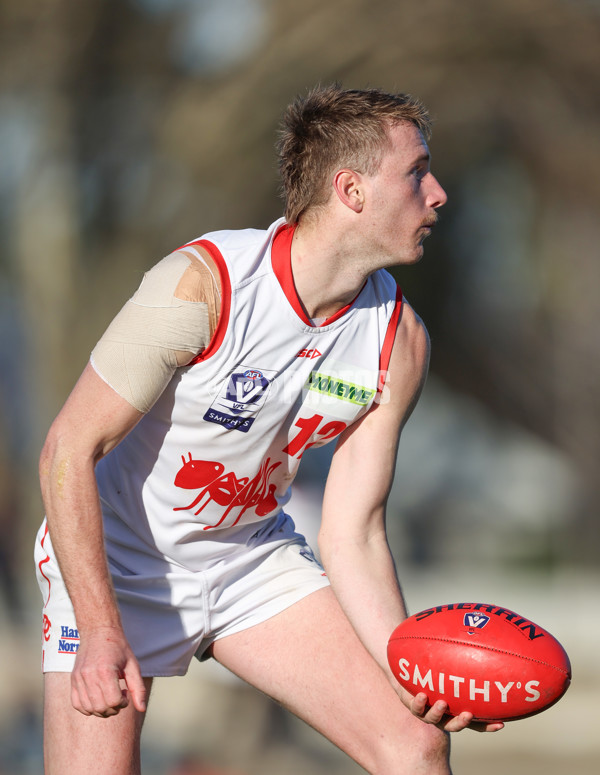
271,224,364,327
378,285,403,392
184,239,232,364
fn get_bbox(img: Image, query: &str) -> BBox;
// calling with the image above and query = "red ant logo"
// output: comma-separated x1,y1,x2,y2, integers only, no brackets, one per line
173,452,281,530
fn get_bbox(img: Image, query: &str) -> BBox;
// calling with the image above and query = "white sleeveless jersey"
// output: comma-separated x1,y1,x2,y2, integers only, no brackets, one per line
96,219,402,570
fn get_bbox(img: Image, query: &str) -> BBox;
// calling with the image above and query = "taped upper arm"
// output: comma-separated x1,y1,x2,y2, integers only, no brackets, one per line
91,247,222,413
175,245,222,340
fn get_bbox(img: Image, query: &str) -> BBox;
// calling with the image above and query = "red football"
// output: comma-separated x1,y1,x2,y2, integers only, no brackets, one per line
387,602,571,721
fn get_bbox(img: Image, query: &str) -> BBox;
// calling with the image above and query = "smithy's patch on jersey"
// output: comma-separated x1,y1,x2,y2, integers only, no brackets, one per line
204,367,275,433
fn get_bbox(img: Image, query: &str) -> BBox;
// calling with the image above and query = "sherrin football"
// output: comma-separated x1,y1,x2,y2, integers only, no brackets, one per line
387,602,571,722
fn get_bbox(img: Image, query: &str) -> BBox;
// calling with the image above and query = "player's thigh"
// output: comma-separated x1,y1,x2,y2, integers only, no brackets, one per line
210,587,449,775
44,672,152,775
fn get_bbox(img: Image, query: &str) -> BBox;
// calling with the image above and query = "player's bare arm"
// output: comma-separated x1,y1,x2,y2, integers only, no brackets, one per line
39,248,221,717
319,299,429,662
39,364,148,717
319,300,502,734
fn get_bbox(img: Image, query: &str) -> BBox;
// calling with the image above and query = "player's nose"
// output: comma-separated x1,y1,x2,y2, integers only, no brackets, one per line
427,174,447,209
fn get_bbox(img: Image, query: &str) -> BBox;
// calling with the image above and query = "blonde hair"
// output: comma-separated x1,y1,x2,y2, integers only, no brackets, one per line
277,84,432,224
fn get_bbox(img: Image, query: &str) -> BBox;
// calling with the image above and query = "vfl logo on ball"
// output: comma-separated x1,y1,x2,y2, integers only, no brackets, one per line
204,367,275,433
464,613,490,629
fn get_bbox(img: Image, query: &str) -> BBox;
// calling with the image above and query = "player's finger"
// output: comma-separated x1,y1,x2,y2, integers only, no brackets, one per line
94,672,129,715
98,686,129,717
422,699,450,725
74,668,128,717
408,691,430,716
439,712,504,734
70,674,94,716
123,661,148,713
467,720,505,733
440,711,475,732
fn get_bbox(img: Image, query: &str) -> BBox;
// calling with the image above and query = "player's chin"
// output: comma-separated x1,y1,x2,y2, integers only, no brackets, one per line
406,246,425,265
388,243,424,267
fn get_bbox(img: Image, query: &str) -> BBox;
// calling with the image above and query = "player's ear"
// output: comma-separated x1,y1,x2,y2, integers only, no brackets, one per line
332,169,364,213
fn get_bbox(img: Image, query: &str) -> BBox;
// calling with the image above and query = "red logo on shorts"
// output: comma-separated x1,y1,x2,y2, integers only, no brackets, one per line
173,454,280,530
43,614,52,642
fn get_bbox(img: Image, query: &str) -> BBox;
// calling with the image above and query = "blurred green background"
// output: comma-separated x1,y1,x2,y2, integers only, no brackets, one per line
0,0,598,773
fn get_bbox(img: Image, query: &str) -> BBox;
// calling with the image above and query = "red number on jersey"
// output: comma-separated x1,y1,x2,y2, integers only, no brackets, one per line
283,414,347,458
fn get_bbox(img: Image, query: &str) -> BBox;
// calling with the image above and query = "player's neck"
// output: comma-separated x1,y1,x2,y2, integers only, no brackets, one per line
290,217,372,321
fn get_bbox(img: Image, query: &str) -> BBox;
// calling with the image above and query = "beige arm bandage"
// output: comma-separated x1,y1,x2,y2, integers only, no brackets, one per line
91,247,221,413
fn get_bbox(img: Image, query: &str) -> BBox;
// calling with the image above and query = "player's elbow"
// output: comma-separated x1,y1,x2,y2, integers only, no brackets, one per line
318,514,385,564
317,521,343,566
39,419,95,497
39,423,59,485
39,422,67,496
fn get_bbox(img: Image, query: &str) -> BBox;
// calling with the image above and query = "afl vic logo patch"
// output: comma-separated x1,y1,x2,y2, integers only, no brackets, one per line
464,613,490,629
204,367,275,433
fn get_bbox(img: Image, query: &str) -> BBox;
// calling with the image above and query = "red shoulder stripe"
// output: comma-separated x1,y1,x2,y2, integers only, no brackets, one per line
184,239,232,364
378,285,403,392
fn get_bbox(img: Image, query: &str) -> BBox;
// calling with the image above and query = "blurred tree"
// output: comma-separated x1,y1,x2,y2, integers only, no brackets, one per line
0,0,598,562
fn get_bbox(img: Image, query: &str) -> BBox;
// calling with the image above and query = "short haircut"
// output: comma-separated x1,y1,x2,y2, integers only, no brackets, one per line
277,84,432,224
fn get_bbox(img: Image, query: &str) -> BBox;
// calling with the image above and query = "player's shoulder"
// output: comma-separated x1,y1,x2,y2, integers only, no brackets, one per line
184,219,285,285
132,245,220,305
392,298,430,374
366,297,429,427
174,245,221,302
197,219,285,255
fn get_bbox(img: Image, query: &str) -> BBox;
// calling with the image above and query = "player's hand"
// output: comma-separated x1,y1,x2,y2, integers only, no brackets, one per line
70,626,148,717
398,687,504,733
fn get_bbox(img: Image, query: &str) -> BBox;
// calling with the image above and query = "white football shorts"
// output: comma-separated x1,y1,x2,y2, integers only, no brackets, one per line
34,509,330,676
